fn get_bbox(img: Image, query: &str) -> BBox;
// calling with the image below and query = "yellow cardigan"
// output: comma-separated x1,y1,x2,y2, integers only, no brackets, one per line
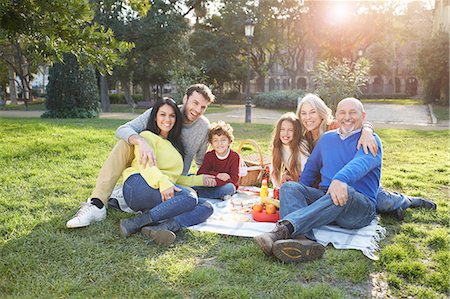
122,131,203,191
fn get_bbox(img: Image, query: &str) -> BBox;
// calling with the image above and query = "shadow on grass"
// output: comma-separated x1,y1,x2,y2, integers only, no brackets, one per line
0,204,387,298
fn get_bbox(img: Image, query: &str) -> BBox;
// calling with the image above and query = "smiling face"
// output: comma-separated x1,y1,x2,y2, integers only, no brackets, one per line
335,98,365,135
279,120,295,145
156,104,176,138
299,102,323,135
183,91,209,123
211,134,231,156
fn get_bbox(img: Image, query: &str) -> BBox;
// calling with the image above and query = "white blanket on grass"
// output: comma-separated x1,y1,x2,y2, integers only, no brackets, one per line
110,187,385,260
188,192,386,260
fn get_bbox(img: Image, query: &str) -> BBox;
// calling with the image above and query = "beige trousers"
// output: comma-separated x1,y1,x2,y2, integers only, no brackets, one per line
90,140,135,204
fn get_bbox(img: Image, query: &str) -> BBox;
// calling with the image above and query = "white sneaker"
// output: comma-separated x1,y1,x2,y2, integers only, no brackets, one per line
66,200,106,228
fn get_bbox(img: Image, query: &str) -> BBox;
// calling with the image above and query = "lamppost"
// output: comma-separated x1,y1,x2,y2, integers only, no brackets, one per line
244,18,255,123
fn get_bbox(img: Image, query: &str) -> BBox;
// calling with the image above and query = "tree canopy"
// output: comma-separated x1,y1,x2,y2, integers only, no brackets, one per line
417,30,449,105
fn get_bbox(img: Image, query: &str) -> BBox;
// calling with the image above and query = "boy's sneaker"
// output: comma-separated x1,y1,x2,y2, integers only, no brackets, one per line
66,200,106,228
272,239,325,263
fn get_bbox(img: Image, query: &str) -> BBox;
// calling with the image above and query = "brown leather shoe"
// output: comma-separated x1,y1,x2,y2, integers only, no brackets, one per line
254,223,291,256
272,239,325,263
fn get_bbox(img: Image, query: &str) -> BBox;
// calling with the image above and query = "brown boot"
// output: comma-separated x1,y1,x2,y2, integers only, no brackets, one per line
272,239,325,263
140,219,180,246
254,222,291,256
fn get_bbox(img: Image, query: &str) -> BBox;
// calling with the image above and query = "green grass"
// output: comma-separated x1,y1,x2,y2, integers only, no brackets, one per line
0,118,448,298
2,102,46,111
361,99,425,105
432,105,449,121
3,103,233,116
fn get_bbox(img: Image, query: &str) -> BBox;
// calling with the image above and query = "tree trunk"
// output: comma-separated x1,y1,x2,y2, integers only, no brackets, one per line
100,75,110,112
142,79,150,101
25,62,33,103
8,64,17,104
121,79,134,107
258,73,265,92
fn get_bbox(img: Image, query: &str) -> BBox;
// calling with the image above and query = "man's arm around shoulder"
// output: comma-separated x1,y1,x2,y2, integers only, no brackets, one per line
115,108,152,143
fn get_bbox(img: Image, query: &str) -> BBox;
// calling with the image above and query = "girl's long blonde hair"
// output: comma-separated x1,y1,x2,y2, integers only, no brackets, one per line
296,94,334,152
271,112,302,187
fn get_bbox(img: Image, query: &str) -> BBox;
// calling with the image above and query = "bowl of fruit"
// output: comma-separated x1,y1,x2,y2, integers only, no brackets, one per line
252,198,280,223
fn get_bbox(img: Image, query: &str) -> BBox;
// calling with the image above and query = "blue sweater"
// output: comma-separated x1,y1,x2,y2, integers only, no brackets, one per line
300,130,382,207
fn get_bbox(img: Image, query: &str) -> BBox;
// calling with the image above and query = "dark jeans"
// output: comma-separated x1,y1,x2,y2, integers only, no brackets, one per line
123,174,213,226
280,181,375,238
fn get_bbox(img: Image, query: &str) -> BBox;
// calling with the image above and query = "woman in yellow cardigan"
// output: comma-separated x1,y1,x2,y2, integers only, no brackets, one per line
119,98,210,243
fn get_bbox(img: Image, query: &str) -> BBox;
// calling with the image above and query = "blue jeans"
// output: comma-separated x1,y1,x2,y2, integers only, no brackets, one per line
174,197,213,227
123,174,198,223
280,181,375,238
195,183,236,200
376,186,411,212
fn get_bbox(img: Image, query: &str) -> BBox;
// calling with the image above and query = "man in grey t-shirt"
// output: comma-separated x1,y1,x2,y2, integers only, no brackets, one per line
66,84,216,228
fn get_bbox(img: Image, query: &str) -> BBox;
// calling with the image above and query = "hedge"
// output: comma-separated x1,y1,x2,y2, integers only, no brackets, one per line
253,89,306,109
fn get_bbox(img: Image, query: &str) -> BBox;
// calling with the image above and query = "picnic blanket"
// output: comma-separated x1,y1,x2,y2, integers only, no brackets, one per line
188,191,386,260
110,187,385,260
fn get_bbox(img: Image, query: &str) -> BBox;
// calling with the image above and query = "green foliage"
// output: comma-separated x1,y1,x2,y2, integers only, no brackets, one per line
0,0,134,75
43,53,99,118
109,94,143,104
170,39,208,103
130,1,189,89
417,30,449,106
253,89,306,109
189,26,241,91
313,58,371,112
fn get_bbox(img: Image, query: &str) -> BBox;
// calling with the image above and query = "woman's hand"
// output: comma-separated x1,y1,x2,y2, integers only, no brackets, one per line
160,185,181,202
216,173,230,181
357,128,378,156
203,174,217,187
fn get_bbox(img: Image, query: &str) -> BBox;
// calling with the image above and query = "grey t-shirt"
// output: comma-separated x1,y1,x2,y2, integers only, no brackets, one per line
115,107,210,175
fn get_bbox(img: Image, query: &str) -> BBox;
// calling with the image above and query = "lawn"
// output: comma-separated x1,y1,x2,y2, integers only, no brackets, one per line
361,99,425,105
0,118,448,298
3,102,233,115
431,105,450,121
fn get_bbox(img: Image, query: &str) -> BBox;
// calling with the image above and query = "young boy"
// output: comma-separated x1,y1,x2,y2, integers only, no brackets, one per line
196,121,240,200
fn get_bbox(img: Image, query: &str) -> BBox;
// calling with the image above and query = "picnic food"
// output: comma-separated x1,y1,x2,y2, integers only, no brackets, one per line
265,204,277,214
253,193,280,222
260,197,280,208
252,203,264,212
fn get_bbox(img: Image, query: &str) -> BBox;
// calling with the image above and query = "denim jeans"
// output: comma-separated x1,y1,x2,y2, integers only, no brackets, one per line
195,183,236,200
376,186,411,212
123,174,197,223
280,181,375,238
174,197,214,227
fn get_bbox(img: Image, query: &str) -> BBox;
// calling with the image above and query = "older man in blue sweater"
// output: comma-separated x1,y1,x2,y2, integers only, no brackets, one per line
255,97,382,263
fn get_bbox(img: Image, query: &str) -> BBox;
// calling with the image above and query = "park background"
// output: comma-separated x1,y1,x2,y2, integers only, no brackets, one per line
1,0,449,298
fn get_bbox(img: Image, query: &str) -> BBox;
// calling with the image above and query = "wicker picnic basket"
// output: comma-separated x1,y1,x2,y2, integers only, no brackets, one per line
237,139,271,186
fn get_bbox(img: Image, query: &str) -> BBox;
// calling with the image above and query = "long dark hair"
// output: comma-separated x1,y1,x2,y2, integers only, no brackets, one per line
146,97,184,157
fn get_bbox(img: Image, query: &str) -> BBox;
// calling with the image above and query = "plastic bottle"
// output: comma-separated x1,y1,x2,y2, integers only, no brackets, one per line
260,178,269,198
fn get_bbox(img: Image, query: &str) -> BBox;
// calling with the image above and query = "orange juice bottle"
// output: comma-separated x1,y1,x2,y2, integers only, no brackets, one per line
260,179,269,198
